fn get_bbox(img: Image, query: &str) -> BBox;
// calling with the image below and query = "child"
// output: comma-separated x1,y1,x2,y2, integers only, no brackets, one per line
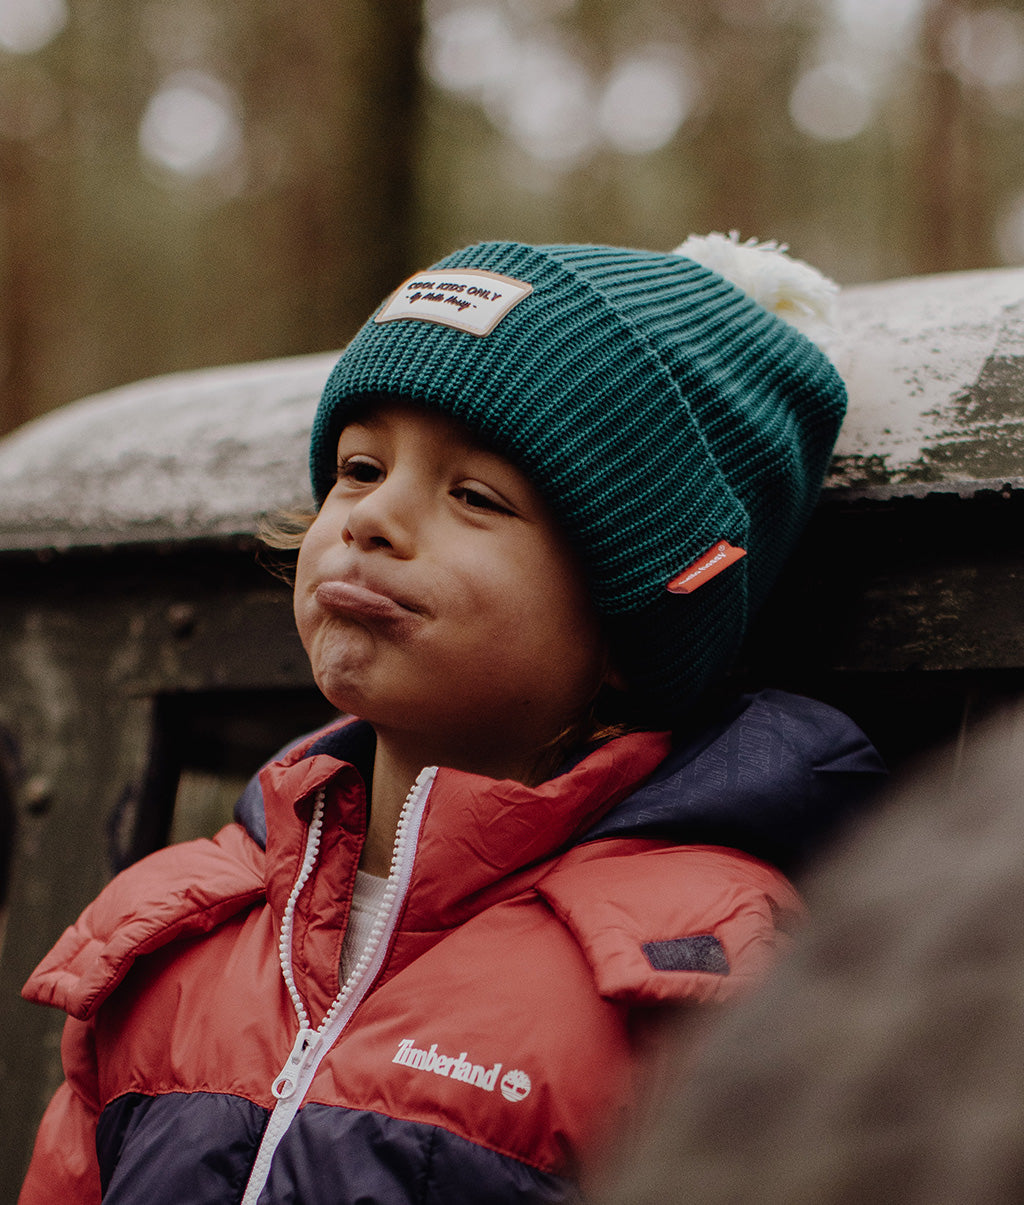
19,235,885,1204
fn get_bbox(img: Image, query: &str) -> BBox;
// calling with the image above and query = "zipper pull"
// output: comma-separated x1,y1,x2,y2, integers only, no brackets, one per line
272,1027,323,1100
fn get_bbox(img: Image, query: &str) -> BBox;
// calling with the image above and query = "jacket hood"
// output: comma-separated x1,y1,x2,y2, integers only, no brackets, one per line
585,689,886,875
235,689,885,879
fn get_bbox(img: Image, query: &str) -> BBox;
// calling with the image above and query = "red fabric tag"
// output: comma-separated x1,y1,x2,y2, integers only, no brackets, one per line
666,542,746,594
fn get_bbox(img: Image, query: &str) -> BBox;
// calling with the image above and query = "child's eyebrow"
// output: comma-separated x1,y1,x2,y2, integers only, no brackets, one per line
337,417,378,437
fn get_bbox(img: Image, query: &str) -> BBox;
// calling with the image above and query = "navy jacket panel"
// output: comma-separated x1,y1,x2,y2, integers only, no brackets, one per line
586,689,886,873
97,1092,265,1202
96,1093,579,1205
261,1104,580,1204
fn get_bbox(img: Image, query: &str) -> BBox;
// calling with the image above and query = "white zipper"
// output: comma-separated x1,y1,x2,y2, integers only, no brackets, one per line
240,765,437,1205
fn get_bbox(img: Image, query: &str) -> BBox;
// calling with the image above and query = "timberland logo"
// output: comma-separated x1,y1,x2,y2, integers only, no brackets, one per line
392,1039,531,1101
499,1068,532,1102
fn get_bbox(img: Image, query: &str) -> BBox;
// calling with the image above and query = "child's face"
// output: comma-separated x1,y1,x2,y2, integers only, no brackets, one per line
294,401,608,777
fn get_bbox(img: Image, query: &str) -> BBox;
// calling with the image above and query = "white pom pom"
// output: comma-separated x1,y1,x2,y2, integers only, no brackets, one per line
674,231,839,356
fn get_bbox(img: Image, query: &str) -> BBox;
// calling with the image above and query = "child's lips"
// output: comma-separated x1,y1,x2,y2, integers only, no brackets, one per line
314,579,422,630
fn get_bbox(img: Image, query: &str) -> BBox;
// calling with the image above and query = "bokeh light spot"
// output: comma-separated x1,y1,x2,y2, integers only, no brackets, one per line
498,39,596,165
945,8,1024,89
425,5,516,96
789,61,872,141
138,71,242,178
0,0,67,55
597,52,694,154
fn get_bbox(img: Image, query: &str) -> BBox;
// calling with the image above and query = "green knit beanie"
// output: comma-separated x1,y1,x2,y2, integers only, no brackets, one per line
309,236,846,725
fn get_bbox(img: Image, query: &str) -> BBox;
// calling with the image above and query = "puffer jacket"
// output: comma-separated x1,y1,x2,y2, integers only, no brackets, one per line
19,690,885,1204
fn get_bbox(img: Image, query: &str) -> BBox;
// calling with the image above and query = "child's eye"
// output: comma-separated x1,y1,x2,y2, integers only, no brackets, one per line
337,456,383,485
452,485,514,515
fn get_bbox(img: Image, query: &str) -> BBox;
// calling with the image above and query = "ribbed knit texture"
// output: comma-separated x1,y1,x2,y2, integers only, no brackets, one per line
309,241,847,723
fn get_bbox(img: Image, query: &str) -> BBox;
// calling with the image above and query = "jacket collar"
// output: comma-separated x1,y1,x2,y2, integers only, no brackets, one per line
238,689,886,885
255,722,673,931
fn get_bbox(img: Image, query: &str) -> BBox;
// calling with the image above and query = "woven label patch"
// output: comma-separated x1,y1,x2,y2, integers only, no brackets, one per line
374,269,533,337
666,541,746,594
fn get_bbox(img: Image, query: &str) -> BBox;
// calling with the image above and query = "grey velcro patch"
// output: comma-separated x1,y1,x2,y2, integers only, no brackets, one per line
642,934,730,974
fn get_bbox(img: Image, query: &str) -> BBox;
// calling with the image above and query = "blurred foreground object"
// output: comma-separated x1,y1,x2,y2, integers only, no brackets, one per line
598,697,1024,1205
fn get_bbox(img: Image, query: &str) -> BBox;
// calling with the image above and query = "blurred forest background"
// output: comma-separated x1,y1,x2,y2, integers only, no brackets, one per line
2,0,1024,437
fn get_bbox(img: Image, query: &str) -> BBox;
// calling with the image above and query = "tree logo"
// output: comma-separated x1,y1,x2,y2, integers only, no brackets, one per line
500,1069,532,1102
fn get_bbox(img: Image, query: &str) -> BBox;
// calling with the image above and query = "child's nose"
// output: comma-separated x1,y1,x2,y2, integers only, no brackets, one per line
341,473,417,556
